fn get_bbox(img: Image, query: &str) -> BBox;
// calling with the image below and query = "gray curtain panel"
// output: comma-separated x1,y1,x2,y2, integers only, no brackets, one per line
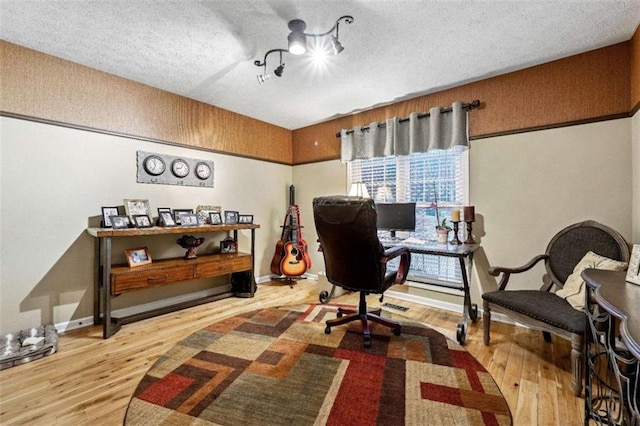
340,101,469,161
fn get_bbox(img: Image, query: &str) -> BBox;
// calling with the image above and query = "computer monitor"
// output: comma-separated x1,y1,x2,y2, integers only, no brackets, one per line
375,202,416,239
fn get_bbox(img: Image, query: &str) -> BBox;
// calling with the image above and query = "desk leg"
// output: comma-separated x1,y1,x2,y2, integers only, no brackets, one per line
93,238,101,326
456,254,478,345
102,236,112,339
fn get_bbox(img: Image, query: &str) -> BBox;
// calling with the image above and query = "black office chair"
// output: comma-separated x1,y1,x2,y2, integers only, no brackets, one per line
312,196,411,348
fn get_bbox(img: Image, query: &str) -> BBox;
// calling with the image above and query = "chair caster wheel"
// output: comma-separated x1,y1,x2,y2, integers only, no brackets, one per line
325,326,331,334
393,328,401,336
456,323,466,345
319,291,329,304
336,311,343,318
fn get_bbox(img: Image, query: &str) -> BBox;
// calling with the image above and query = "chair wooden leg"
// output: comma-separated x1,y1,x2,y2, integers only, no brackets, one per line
570,333,584,397
483,300,491,346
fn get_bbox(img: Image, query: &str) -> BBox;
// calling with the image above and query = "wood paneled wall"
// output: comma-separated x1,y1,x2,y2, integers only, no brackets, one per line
292,41,633,165
0,41,293,164
631,25,640,112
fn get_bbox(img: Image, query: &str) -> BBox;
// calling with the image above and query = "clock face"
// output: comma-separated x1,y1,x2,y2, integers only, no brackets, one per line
195,162,212,180
143,155,166,176
171,159,190,178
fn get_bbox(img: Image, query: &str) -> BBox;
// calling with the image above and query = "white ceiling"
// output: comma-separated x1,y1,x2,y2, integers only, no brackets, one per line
1,1,639,130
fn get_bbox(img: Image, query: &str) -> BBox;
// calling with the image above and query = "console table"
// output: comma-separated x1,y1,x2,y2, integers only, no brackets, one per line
582,269,639,425
87,223,259,338
381,240,480,345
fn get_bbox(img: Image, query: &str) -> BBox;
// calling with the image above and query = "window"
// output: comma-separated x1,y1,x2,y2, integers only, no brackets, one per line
348,146,468,283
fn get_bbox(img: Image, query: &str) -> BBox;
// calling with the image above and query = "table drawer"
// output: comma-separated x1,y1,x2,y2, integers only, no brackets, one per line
112,265,194,294
196,255,252,278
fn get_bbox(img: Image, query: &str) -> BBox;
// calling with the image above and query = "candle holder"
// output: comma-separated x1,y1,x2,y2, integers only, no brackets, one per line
449,221,462,245
464,221,476,245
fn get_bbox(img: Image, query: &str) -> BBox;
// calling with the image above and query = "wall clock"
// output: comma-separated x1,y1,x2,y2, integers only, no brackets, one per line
142,155,166,176
171,159,190,178
195,162,212,180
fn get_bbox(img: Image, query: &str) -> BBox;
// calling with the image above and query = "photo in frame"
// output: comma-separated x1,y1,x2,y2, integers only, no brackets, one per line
238,214,254,224
133,214,152,228
209,212,222,225
101,206,119,228
124,199,151,219
157,207,171,216
224,210,239,224
220,237,238,254
125,247,152,267
196,205,221,225
159,211,176,227
173,209,194,225
111,215,130,229
626,244,640,286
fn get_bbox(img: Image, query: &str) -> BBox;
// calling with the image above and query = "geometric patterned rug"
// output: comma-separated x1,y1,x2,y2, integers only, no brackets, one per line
125,304,511,425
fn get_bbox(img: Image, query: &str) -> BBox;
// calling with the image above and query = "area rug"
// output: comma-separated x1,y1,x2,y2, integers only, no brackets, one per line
125,304,511,425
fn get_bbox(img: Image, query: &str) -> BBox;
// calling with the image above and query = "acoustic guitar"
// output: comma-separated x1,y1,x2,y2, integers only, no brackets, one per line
279,205,309,277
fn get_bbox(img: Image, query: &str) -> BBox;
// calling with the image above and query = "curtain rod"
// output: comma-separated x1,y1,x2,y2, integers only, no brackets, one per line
334,99,481,138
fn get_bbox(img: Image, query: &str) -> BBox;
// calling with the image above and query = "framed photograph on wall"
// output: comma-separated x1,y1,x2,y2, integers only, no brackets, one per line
111,215,130,229
626,244,640,286
124,199,151,219
159,211,176,227
209,212,222,225
224,210,239,224
133,214,152,228
238,214,254,224
125,247,152,267
101,206,119,228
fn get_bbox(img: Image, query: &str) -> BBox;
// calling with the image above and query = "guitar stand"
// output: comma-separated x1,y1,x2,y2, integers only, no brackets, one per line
272,276,307,288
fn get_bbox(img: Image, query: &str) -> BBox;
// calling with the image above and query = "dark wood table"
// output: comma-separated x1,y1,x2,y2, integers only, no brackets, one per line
581,269,639,425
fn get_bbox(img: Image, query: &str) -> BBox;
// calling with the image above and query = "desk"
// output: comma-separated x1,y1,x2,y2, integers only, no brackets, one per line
382,240,480,344
582,269,639,425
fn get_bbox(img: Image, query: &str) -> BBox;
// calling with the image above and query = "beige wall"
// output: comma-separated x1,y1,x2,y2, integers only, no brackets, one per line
0,117,292,334
294,118,634,308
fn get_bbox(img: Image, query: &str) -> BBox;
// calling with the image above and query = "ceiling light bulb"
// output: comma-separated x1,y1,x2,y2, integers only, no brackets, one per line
288,31,307,55
331,35,344,55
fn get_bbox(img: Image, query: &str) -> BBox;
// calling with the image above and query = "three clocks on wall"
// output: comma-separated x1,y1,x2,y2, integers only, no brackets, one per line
137,151,214,187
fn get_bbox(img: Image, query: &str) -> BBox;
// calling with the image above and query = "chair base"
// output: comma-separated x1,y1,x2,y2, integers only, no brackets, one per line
325,292,401,348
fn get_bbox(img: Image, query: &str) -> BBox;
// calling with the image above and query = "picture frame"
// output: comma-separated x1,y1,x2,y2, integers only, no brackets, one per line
238,214,254,224
224,210,239,224
101,206,119,228
220,237,238,254
173,209,194,225
124,199,151,219
133,214,152,228
125,247,152,267
157,207,171,216
626,244,640,286
196,205,221,225
159,211,176,227
209,212,222,225
180,213,199,227
111,215,130,229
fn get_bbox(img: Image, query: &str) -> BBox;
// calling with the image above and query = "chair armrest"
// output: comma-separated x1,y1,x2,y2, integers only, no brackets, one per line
488,254,548,290
382,246,412,284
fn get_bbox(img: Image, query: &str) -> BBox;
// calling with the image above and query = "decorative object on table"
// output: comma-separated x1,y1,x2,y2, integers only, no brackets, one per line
172,209,194,225
0,325,58,370
224,210,239,224
238,214,254,224
463,205,476,244
123,305,512,426
450,222,462,245
179,213,198,227
137,151,215,188
196,205,221,225
133,214,152,228
626,244,640,285
220,237,237,254
111,215,130,229
101,206,119,228
124,199,151,221
209,212,222,225
176,235,205,260
435,218,452,244
159,211,176,227
125,247,152,267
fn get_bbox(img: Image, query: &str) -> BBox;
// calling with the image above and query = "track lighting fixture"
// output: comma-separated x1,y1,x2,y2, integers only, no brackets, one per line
254,15,354,83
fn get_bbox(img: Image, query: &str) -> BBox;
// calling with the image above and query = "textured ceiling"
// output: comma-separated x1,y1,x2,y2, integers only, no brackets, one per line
1,0,639,130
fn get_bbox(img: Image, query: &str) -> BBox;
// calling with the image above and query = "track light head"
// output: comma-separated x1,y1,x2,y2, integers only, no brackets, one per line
257,73,270,84
331,35,344,55
274,63,285,77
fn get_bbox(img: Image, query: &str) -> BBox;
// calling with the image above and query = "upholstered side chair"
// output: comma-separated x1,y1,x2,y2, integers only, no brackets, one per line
312,196,411,348
482,220,629,396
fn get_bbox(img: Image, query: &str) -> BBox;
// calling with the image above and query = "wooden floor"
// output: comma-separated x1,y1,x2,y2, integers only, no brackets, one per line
0,280,585,425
